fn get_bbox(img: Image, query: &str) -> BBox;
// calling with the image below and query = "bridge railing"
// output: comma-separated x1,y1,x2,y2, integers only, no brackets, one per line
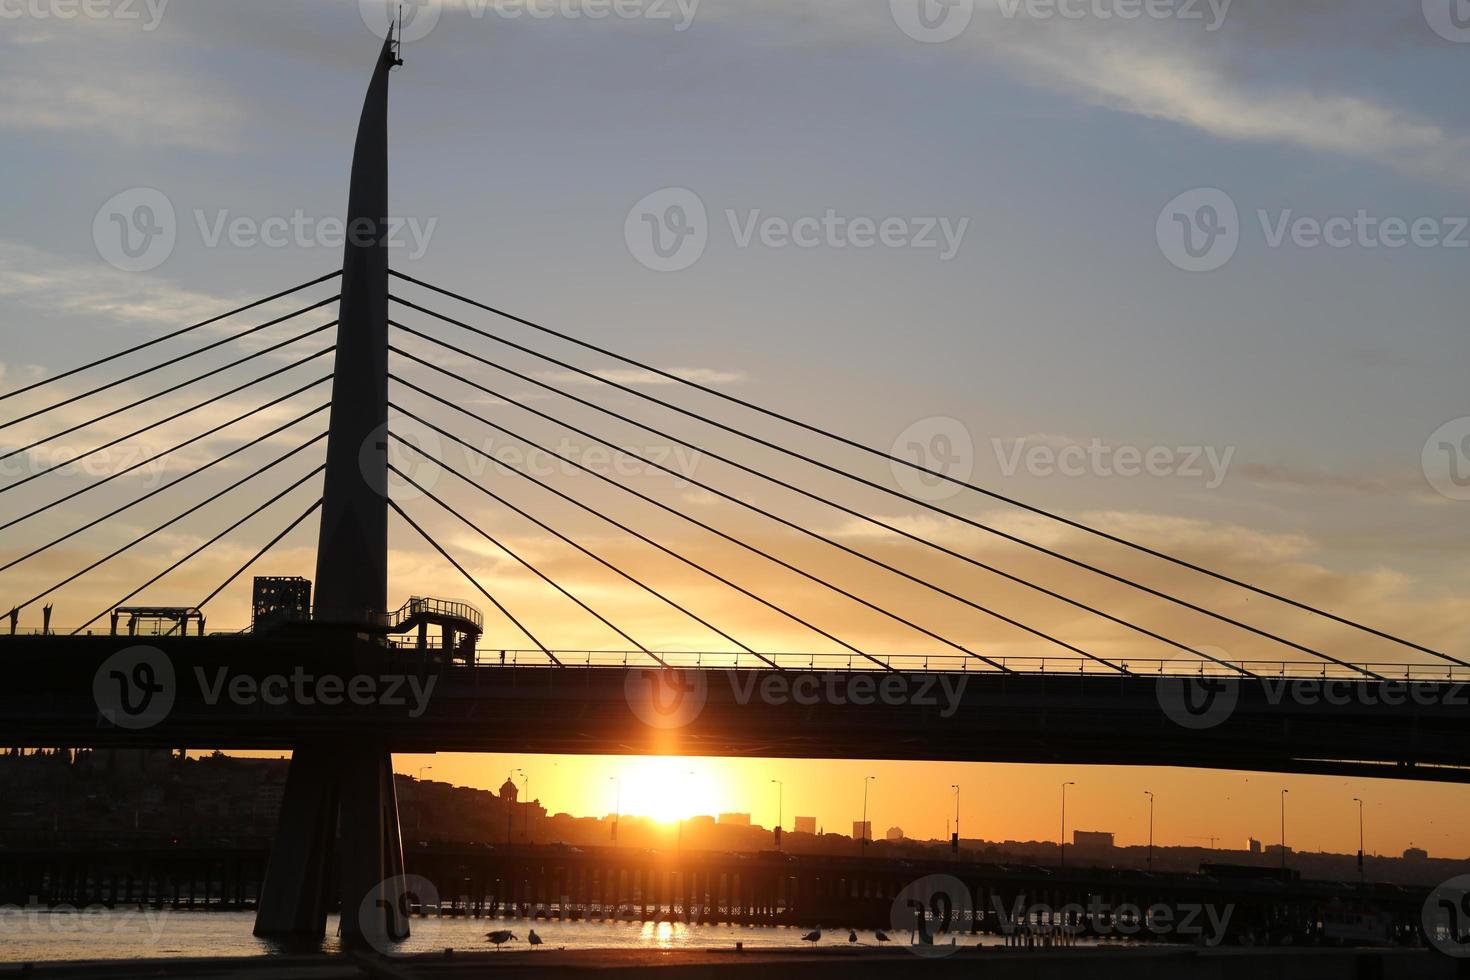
6,631,1464,681
461,648,1470,680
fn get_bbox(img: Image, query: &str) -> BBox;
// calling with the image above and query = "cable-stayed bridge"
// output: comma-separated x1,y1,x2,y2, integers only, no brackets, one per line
2,32,1466,948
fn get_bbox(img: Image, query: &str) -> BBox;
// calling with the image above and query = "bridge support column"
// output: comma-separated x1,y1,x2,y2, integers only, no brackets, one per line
253,742,405,945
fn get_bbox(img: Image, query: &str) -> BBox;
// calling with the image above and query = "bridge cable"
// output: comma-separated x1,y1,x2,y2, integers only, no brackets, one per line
15,438,327,615
0,402,329,574
73,465,326,634
0,375,332,534
1,270,341,403
0,296,338,431
389,462,660,665
390,301,1390,679
399,334,1240,676
386,498,554,661
385,428,773,669
388,389,891,672
195,498,324,612
391,374,1008,672
390,277,1449,668
0,347,334,496
0,322,335,466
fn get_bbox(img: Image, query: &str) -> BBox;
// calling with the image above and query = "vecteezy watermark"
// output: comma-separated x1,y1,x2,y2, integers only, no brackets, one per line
889,0,1230,44
91,647,440,730
0,898,171,943
624,667,969,730
1423,417,1470,502
891,417,972,503
1154,644,1239,731
990,895,1234,945
194,666,438,718
1159,188,1470,272
624,666,709,729
1424,875,1470,958
358,874,442,955
93,645,175,730
624,188,969,273
93,188,176,273
1423,0,1470,43
993,436,1234,489
0,0,168,30
93,188,437,272
892,875,973,956
0,443,168,486
728,671,968,717
358,0,700,42
1157,671,1470,732
1156,188,1239,273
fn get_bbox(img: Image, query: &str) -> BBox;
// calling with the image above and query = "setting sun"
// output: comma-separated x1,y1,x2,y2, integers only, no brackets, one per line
614,757,724,824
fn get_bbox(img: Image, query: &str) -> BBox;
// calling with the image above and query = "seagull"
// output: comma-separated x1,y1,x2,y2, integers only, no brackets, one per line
485,930,517,950
528,929,543,949
801,928,821,945
848,930,858,943
874,930,891,942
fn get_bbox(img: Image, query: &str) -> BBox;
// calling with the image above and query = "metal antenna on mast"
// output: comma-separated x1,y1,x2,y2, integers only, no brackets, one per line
390,5,405,68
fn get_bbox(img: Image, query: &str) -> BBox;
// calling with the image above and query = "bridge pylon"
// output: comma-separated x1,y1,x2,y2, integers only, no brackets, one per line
253,32,409,947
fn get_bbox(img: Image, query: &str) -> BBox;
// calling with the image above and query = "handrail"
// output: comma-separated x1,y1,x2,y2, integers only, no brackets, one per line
3,632,1463,681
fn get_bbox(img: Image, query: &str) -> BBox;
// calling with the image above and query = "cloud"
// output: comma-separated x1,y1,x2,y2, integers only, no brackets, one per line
698,0,1470,188
0,25,240,152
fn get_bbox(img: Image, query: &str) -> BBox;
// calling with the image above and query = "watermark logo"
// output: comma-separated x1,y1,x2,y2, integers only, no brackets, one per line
990,896,1233,945
993,436,1234,488
728,670,968,717
891,875,972,956
1155,645,1238,731
1424,875,1470,957
363,418,444,501
891,417,973,502
625,188,969,272
94,188,176,273
193,666,438,717
360,0,442,42
624,666,708,728
1424,0,1470,43
1423,417,1470,502
1157,188,1239,273
625,188,709,272
890,0,974,43
93,645,175,730
95,189,436,272
0,0,169,30
358,874,441,954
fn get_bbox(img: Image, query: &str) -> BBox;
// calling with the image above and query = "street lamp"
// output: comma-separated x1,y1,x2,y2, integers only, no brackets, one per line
771,779,783,848
417,766,433,781
1279,789,1289,872
1060,781,1076,867
1144,791,1155,870
610,776,621,848
951,784,960,854
861,776,876,854
1352,797,1365,883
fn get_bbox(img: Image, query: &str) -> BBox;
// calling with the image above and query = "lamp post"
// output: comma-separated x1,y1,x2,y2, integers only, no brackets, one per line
1144,790,1155,870
861,776,876,855
1279,789,1289,872
951,784,960,854
1352,797,1364,883
1060,781,1075,867
417,766,432,781
610,776,621,848
771,779,783,848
